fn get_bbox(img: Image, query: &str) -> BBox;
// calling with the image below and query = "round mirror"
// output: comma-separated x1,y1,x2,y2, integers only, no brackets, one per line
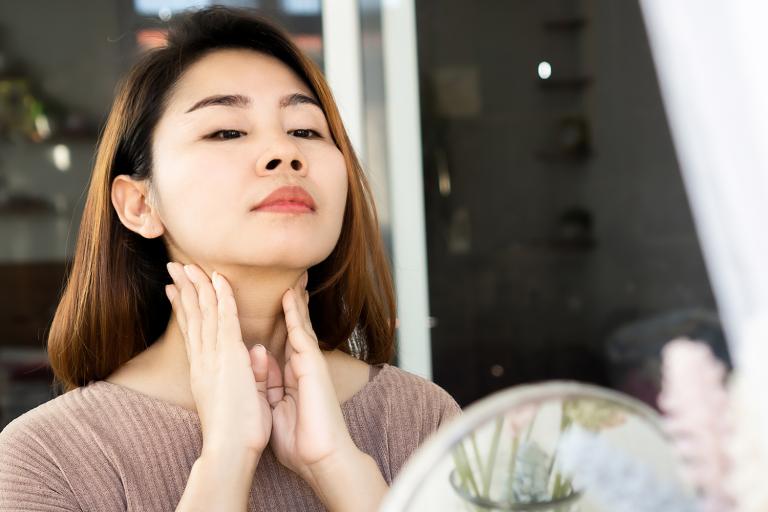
381,382,696,512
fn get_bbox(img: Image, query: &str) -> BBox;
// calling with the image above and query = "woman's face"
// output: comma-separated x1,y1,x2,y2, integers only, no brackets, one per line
149,49,347,270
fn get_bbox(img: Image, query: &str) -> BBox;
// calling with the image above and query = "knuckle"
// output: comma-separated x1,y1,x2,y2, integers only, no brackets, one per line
199,303,214,318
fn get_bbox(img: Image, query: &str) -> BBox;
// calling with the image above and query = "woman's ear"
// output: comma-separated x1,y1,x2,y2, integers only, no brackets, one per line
111,175,165,239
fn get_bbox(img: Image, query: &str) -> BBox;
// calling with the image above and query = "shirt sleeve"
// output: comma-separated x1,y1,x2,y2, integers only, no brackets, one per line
422,383,462,439
435,386,462,428
0,417,81,512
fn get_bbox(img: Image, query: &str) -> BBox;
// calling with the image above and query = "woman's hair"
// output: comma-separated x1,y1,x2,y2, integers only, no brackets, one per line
47,6,396,393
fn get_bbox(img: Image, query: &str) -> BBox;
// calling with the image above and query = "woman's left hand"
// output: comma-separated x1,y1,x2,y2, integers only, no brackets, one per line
267,272,360,486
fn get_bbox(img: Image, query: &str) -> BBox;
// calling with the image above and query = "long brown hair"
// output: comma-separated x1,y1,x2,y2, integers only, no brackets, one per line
48,6,396,393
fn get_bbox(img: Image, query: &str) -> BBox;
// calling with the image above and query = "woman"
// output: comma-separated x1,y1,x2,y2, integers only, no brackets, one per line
0,6,460,512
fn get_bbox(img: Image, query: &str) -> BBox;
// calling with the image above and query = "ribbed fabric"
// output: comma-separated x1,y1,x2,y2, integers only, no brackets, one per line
0,363,461,511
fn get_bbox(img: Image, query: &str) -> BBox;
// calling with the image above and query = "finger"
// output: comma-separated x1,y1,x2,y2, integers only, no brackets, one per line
282,329,296,374
165,284,193,364
300,270,310,311
291,273,311,327
183,264,218,353
249,344,268,394
211,272,244,348
265,350,285,407
167,262,202,357
303,290,311,328
165,284,176,305
282,289,318,355
294,280,314,333
165,266,187,333
175,265,204,359
164,283,182,328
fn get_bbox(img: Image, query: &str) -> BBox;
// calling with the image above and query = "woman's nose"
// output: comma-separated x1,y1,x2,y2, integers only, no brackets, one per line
257,136,308,176
265,158,304,172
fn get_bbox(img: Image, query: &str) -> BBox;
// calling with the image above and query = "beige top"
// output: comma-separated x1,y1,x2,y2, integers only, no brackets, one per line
0,363,461,511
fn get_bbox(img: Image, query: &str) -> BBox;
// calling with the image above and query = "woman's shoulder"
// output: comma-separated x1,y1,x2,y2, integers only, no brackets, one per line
374,364,460,415
347,363,461,482
0,378,194,458
0,386,104,510
1,385,88,442
347,362,462,433
0,380,198,510
0,382,126,461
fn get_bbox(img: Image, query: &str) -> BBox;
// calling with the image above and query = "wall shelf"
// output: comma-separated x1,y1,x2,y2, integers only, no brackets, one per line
535,148,593,164
542,18,588,31
537,77,593,90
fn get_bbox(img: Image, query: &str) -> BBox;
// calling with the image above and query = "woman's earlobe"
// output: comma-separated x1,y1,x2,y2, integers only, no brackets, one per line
111,174,165,239
141,215,166,239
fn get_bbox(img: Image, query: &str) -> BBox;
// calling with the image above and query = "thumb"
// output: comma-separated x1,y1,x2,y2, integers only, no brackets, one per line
250,345,284,406
260,348,284,407
249,344,268,395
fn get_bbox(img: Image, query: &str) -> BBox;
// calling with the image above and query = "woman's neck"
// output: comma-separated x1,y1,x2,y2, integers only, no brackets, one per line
111,268,306,411
167,266,305,365
104,265,372,413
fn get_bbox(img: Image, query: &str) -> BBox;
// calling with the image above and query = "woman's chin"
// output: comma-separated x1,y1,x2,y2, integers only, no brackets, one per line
236,250,329,271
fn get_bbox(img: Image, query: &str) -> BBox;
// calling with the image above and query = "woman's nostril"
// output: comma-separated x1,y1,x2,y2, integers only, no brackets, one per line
265,159,302,171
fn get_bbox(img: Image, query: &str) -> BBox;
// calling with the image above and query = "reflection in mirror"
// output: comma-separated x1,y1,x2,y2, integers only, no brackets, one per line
382,382,696,512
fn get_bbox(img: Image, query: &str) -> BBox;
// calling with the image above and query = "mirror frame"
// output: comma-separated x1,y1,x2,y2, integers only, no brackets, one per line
380,381,667,511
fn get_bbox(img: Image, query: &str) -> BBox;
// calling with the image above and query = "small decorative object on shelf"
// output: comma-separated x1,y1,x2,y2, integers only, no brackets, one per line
536,7,594,167
0,40,98,143
536,115,593,163
0,78,49,143
553,206,596,251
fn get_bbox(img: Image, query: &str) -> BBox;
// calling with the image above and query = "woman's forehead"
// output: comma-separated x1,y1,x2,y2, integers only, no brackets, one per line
168,49,311,112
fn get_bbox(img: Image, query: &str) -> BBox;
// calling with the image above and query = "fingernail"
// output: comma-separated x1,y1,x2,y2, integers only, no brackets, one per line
212,271,221,288
183,265,193,279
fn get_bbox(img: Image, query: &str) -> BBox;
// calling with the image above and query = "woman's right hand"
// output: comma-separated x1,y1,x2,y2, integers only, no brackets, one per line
165,262,272,464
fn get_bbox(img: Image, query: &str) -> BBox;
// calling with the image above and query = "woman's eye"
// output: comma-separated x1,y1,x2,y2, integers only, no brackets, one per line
205,129,320,140
290,129,321,139
207,129,245,140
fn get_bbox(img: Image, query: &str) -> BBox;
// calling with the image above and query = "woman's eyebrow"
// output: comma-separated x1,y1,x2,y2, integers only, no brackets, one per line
184,92,321,113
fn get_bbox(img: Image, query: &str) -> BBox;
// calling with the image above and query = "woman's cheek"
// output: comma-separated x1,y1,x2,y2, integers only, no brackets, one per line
328,170,348,224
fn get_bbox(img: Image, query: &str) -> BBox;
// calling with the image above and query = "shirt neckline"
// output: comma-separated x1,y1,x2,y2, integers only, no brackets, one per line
90,362,390,421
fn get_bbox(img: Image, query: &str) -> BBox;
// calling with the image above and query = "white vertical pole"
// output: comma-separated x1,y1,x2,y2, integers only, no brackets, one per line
321,0,366,161
322,0,432,378
381,0,433,379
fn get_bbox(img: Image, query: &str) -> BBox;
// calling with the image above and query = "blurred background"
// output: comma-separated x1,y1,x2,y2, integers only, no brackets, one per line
0,0,728,429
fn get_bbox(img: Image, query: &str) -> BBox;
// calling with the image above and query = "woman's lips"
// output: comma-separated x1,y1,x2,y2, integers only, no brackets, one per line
253,201,314,213
251,185,316,214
